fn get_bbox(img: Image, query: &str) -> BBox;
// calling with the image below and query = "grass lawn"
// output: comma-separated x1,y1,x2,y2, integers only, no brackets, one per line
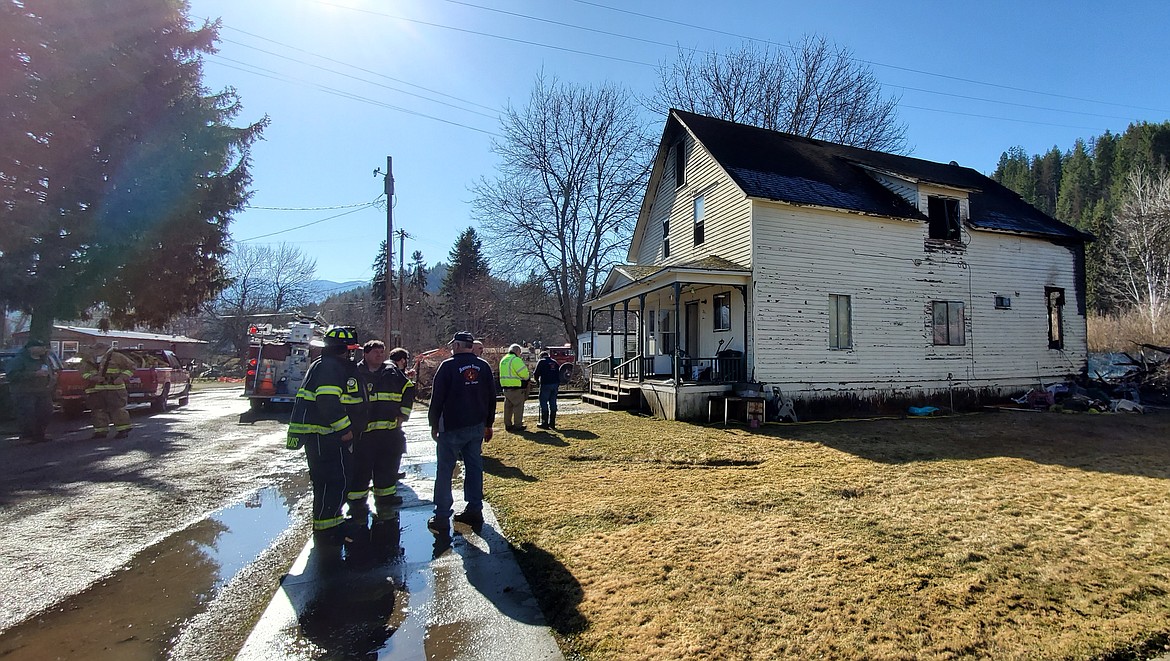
482,409,1170,660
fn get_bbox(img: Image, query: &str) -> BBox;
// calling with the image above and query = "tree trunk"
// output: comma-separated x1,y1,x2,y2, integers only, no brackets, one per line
28,307,55,344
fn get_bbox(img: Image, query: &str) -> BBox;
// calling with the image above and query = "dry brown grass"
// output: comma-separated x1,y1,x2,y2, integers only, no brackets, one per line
1088,310,1170,352
483,410,1170,660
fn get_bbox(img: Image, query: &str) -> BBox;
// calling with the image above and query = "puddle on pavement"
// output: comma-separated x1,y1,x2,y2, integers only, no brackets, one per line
0,482,301,661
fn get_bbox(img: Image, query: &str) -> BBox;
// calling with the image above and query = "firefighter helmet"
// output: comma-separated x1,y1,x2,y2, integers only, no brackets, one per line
320,325,359,349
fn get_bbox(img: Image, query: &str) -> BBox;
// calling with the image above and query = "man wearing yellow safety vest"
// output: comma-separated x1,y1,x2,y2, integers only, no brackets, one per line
80,342,136,439
347,341,415,523
498,343,530,431
287,326,363,544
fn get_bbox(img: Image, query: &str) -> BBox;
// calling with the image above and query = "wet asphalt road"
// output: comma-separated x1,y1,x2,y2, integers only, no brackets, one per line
0,386,583,660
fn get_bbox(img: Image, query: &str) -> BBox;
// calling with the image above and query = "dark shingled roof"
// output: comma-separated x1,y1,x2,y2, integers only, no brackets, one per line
672,110,1090,241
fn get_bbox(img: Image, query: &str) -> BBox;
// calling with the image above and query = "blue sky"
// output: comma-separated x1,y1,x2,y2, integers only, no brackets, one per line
187,0,1170,285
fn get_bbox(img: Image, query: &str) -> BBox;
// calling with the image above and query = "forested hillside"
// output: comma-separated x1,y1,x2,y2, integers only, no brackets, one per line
992,121,1170,319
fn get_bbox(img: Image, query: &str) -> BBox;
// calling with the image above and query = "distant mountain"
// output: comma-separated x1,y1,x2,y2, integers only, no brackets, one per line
306,279,366,302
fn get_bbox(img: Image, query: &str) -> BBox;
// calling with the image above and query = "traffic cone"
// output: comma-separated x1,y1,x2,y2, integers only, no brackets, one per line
258,363,276,395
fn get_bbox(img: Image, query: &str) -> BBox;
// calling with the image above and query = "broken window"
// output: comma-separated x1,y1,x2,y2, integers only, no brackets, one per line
674,139,686,187
829,294,853,349
927,196,961,242
693,194,705,245
1046,287,1065,349
662,218,670,258
932,300,965,346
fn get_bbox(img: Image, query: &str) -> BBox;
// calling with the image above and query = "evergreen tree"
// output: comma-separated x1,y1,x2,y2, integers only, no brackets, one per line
993,147,1035,204
1056,140,1094,229
0,0,266,340
440,228,494,337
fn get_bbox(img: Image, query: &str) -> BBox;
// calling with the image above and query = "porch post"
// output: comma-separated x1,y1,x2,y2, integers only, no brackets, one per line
672,282,681,383
608,305,616,367
738,284,749,383
622,298,630,360
637,293,647,383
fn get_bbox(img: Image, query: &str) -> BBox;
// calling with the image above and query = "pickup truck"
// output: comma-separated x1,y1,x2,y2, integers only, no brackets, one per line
58,349,192,415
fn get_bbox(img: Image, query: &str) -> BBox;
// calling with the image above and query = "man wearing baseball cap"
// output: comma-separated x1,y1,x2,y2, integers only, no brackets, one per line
427,331,496,536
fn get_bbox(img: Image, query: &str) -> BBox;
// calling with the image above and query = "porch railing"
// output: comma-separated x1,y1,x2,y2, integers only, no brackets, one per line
677,356,746,384
613,354,642,391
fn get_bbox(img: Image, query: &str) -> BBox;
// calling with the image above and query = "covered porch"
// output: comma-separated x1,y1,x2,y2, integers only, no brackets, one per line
584,257,752,420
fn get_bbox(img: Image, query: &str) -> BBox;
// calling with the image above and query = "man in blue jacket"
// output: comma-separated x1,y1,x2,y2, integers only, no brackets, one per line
427,331,496,535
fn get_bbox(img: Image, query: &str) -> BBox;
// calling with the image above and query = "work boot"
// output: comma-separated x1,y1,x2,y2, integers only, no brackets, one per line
453,509,484,533
427,515,450,536
549,412,556,429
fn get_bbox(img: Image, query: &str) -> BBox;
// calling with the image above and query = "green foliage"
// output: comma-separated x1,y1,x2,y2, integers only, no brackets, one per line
0,0,266,338
993,121,1170,313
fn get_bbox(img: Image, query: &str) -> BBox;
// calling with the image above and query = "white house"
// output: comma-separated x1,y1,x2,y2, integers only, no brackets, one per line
586,110,1092,420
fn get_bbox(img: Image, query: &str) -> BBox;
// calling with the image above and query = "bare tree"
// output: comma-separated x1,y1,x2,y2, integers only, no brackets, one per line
208,242,317,354
263,243,317,312
473,74,653,344
1102,165,1170,335
652,36,906,153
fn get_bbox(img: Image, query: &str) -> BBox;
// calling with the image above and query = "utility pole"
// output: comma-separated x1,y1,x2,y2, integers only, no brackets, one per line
397,228,406,323
381,156,394,345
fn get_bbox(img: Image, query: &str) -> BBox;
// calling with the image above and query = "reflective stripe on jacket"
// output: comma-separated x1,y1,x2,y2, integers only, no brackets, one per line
287,354,355,439
498,352,529,388
358,362,416,433
81,351,135,394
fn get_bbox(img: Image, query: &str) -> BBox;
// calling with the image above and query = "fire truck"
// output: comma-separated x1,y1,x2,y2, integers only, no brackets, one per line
242,317,323,410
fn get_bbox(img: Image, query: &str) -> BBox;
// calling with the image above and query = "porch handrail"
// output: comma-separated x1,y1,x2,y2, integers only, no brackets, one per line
613,353,642,391
582,357,610,393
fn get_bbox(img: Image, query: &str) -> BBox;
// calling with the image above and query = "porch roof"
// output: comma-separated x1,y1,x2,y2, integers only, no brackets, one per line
589,256,750,309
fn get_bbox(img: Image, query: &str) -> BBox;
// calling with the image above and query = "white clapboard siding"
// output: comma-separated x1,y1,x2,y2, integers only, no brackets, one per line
635,133,753,267
752,202,1085,397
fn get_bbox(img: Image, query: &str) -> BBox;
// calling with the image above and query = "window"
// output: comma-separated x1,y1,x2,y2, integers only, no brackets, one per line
927,196,961,242
932,301,965,346
662,218,670,258
582,341,593,358
693,195,705,245
647,310,657,354
659,309,675,355
994,295,1012,309
829,294,853,349
674,139,686,187
713,292,731,331
61,341,79,359
1046,287,1065,349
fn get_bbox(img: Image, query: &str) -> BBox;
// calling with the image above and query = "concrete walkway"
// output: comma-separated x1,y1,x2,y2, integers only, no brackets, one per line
237,412,564,661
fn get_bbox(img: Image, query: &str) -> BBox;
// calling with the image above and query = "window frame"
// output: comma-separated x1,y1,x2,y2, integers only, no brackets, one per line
662,218,670,258
658,309,676,355
693,194,705,246
713,292,731,332
927,196,962,242
931,300,965,346
674,139,686,187
829,294,853,350
1046,287,1065,349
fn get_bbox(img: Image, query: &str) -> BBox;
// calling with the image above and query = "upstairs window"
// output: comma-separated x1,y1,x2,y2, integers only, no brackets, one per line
932,300,965,346
928,196,961,242
1046,287,1065,349
713,292,730,331
829,294,853,349
693,195,705,245
662,218,670,258
674,139,686,187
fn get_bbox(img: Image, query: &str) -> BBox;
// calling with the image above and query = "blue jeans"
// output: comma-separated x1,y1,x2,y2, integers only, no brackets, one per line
539,383,559,423
433,424,484,519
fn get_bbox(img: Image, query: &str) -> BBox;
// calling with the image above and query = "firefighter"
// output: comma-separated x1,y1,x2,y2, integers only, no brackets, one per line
3,339,58,441
287,325,362,544
347,341,416,523
80,342,136,439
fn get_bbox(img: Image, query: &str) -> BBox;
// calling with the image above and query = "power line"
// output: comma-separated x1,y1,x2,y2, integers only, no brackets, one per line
207,56,501,136
565,0,1170,115
237,201,379,242
245,201,374,211
219,23,500,113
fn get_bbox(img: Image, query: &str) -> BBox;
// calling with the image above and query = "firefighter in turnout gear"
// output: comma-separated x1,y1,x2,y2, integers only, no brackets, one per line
347,342,416,522
80,342,136,439
287,325,363,543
